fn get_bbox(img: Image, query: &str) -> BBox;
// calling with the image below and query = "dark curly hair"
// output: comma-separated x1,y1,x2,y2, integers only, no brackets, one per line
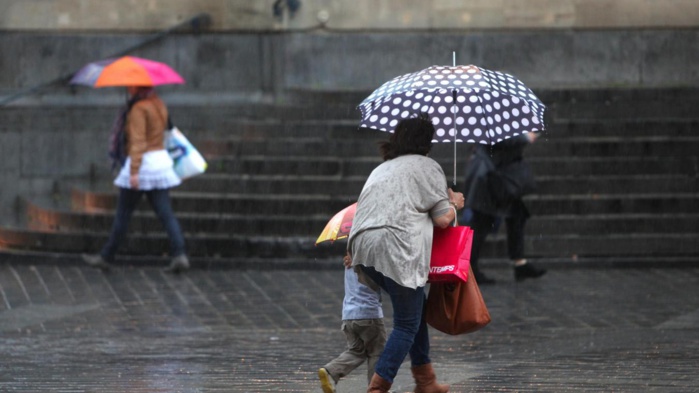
378,113,434,161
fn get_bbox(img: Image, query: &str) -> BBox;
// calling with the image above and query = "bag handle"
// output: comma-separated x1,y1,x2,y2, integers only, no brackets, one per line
450,204,458,227
439,203,460,309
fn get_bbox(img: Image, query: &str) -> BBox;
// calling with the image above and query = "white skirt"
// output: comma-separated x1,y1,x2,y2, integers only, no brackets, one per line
114,150,182,190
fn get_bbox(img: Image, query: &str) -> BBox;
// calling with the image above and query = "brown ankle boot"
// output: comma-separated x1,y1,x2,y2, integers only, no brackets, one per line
367,372,392,393
411,363,449,393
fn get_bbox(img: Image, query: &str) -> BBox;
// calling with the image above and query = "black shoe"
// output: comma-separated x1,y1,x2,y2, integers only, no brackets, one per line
473,270,496,285
514,263,546,281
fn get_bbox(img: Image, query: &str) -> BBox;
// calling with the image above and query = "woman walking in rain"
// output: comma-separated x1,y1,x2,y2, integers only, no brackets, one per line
462,132,546,284
82,86,189,273
348,113,463,393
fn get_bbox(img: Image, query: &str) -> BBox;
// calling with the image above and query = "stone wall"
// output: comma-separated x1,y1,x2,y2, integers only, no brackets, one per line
3,29,699,96
2,0,699,31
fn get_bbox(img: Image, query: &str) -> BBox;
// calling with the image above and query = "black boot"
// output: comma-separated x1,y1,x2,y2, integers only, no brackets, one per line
514,262,546,281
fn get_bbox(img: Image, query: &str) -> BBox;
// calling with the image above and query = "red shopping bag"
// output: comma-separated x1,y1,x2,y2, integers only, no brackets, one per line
428,225,473,283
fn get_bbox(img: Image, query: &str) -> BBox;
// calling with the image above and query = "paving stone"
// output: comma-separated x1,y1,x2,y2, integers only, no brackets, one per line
0,261,697,392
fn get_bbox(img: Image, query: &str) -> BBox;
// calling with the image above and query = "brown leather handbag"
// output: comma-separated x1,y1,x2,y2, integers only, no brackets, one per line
425,266,491,335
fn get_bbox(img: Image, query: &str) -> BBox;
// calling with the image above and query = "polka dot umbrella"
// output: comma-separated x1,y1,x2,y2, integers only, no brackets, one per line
358,63,546,185
359,64,544,144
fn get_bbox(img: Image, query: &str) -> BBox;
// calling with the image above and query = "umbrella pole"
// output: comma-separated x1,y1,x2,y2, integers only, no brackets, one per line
452,51,457,189
452,92,457,189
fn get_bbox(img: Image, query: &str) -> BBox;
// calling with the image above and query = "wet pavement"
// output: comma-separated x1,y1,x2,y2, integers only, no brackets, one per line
0,261,698,392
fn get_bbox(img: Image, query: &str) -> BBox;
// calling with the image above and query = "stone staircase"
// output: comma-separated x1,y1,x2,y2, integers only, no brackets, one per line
1,88,698,266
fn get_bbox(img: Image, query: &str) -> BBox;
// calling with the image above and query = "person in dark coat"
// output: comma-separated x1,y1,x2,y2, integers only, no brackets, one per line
462,132,546,284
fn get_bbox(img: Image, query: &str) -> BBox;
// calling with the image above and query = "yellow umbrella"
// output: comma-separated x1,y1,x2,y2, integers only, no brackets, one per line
316,203,357,245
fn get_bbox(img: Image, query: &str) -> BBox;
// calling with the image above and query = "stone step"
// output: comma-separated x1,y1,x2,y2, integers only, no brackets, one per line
1,225,695,260
544,89,699,120
188,118,699,140
27,203,332,237
192,120,359,140
0,105,354,135
527,157,698,177
180,174,366,195
0,226,344,259
70,188,357,216
526,214,699,235
531,175,697,195
175,174,696,196
199,137,386,158
205,156,381,177
0,102,362,131
26,199,699,237
275,87,699,121
70,188,699,216
528,193,699,215
518,233,699,258
4,87,699,263
285,87,699,106
203,155,697,178
199,135,699,158
547,119,699,138
285,87,699,120
4,87,699,135
527,136,699,157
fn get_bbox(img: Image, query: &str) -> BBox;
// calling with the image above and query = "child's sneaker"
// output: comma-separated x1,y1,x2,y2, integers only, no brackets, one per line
318,367,336,393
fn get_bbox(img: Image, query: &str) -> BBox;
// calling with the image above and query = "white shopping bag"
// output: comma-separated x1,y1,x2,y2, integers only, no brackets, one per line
165,127,207,179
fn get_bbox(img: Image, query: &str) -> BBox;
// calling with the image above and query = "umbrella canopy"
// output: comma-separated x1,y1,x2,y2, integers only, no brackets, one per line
358,65,545,145
316,203,356,245
70,56,185,87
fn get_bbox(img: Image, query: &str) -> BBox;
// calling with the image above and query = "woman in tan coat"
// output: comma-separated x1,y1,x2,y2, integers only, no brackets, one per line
82,86,189,272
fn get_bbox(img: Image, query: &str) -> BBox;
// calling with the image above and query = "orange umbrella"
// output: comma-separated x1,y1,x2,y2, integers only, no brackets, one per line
316,203,357,245
70,56,185,87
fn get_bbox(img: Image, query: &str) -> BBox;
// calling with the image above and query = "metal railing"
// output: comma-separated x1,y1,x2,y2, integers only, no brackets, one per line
0,13,211,107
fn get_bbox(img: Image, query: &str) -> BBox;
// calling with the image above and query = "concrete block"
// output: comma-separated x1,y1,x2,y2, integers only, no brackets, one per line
5,0,699,31
570,31,644,87
641,30,699,87
433,0,507,29
503,0,576,28
3,30,699,95
171,35,265,91
326,0,431,30
20,131,96,177
574,0,651,28
476,31,575,87
280,30,699,90
0,132,20,172
0,33,265,95
573,0,699,28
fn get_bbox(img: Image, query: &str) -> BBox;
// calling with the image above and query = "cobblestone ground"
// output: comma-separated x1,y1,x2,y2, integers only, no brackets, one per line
0,262,698,392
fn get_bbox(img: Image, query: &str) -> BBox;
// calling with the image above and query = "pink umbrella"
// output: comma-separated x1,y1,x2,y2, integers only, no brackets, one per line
70,56,185,87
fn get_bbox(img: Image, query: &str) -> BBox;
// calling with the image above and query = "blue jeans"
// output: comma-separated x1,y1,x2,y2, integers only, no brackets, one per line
358,265,430,383
101,187,186,261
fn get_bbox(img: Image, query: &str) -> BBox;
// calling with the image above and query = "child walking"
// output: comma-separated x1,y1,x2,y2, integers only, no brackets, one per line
318,254,386,393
